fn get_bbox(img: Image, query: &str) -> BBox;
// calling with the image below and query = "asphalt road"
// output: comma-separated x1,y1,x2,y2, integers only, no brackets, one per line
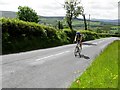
1,37,119,88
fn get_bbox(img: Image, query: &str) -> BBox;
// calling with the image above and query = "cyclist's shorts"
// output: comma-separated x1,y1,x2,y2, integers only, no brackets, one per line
77,40,80,44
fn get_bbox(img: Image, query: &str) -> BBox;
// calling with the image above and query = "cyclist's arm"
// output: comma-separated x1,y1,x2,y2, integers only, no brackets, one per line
74,36,77,41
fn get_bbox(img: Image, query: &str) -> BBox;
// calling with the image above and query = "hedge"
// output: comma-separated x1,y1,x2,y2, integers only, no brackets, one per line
1,17,118,54
63,29,76,43
77,30,119,41
77,30,100,41
97,33,120,37
1,18,69,54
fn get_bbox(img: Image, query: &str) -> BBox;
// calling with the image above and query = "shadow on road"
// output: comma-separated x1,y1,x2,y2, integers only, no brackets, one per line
83,42,97,46
80,54,90,59
75,54,90,59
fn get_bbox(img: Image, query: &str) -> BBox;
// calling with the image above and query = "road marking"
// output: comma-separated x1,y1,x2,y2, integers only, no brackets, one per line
30,51,70,65
36,51,70,61
35,45,92,62
30,45,93,65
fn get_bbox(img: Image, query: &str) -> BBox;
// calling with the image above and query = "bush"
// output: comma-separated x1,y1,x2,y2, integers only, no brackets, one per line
17,6,39,23
63,29,76,43
57,30,69,44
98,33,120,37
77,30,100,41
1,18,69,54
1,17,118,54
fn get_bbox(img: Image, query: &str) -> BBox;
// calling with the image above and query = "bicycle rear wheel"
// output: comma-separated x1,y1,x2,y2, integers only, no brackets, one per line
74,46,79,57
78,47,82,57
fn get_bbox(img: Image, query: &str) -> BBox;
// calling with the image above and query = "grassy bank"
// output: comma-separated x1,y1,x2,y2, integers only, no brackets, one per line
70,40,119,88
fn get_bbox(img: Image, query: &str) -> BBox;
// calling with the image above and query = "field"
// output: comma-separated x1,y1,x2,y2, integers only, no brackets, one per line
39,16,118,34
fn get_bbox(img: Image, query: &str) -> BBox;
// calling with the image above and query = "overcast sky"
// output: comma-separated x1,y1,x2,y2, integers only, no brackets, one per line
0,0,119,19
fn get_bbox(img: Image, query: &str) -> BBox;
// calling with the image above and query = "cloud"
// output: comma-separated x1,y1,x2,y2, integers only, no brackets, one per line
0,0,9,5
0,0,119,19
80,0,119,19
27,0,65,16
89,1,118,10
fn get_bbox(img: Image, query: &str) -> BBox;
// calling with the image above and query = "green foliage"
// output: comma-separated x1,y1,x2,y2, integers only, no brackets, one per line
97,33,119,38
58,21,64,29
64,0,84,30
1,17,118,54
2,17,45,37
1,17,69,54
63,29,76,43
1,17,45,54
17,6,39,23
77,30,100,41
101,25,112,33
57,30,69,44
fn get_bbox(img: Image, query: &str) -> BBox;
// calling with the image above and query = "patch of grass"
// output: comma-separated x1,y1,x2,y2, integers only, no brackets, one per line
70,40,119,88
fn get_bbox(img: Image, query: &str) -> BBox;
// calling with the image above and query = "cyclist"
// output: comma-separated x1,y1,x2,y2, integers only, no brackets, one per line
74,32,83,49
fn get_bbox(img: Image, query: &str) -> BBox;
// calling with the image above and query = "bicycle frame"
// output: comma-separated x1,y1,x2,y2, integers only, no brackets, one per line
74,43,82,57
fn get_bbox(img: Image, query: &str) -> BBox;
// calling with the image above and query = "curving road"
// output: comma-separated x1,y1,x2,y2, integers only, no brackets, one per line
1,37,119,88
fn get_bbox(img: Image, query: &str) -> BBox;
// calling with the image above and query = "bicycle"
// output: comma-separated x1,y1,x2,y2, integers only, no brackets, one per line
74,43,82,57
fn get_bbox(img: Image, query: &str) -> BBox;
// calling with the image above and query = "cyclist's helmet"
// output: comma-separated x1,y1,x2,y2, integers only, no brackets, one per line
76,32,81,35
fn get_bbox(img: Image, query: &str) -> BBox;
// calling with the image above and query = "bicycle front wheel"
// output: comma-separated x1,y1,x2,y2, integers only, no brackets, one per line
78,47,82,57
74,46,79,57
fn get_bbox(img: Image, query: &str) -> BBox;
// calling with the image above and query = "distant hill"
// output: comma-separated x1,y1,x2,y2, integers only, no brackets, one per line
0,11,16,18
0,11,118,30
39,16,103,30
92,19,118,25
0,11,118,24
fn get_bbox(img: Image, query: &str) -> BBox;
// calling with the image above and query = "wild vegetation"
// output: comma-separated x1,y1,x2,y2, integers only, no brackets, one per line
1,17,118,54
17,6,39,23
70,40,119,88
64,0,84,30
39,16,119,35
1,17,71,54
0,17,110,54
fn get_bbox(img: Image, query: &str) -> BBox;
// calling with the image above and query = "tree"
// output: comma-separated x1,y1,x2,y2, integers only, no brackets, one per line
58,21,64,29
82,14,87,30
17,6,39,23
64,0,84,31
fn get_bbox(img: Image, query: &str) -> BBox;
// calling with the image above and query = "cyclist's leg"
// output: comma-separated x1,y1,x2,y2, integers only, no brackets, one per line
78,40,80,46
77,40,81,49
76,40,79,52
80,41,82,49
78,40,82,57
77,40,79,46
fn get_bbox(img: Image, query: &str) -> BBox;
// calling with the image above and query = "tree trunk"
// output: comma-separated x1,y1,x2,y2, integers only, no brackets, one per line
67,20,73,31
82,14,87,30
69,22,73,30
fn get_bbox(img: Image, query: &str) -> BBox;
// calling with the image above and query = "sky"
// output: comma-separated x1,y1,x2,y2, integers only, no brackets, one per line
0,0,119,19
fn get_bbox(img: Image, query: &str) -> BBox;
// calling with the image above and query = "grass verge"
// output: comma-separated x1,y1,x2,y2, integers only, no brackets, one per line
70,40,119,88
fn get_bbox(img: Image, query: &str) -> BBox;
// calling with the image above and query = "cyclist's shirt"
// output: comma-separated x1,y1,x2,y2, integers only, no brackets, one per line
76,34,82,41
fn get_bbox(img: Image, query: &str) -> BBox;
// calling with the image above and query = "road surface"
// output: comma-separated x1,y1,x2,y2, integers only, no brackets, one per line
1,37,119,88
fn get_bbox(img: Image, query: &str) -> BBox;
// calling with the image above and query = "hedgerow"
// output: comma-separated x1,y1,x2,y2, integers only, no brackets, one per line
76,30,100,41
1,17,69,54
1,17,118,54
